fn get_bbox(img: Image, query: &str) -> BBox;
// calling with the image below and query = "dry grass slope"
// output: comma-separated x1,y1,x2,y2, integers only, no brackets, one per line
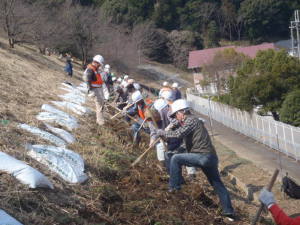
0,38,272,225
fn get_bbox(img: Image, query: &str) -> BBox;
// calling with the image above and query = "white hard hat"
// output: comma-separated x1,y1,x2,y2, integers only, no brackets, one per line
105,64,110,69
112,77,117,82
153,99,168,111
124,75,129,79
170,99,190,116
161,90,175,101
93,55,104,65
172,82,179,88
117,77,122,82
128,79,135,84
133,83,141,90
132,91,143,102
163,81,169,87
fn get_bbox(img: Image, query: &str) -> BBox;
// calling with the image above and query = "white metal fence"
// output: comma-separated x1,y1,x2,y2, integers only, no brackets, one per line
186,91,300,161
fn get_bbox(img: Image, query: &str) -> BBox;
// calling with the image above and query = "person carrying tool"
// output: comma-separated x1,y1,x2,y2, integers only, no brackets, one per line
172,82,181,100
83,54,105,126
126,90,152,145
259,189,300,225
153,99,234,219
159,91,197,180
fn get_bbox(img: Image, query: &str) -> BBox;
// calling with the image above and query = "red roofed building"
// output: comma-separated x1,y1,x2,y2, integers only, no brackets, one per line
189,43,277,94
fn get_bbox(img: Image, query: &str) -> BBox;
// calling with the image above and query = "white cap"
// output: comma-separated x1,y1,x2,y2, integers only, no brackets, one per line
93,55,104,65
112,77,117,82
105,64,110,69
153,99,168,111
117,77,122,82
132,91,143,102
172,82,179,88
128,79,135,84
161,90,175,101
133,83,141,90
124,75,129,79
163,81,169,87
170,99,190,116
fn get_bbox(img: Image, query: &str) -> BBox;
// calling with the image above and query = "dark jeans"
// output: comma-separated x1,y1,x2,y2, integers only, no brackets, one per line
169,153,234,214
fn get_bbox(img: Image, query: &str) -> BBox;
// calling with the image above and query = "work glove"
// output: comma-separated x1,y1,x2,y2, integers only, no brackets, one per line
165,123,174,131
259,188,275,207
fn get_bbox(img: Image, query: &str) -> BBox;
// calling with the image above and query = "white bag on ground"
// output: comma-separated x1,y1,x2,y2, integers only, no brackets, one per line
156,142,165,161
0,209,23,225
18,124,66,147
36,112,78,131
77,83,88,93
0,152,54,189
44,123,76,144
41,104,77,121
60,86,86,98
102,83,110,100
186,166,196,175
59,93,85,105
26,144,88,183
51,101,91,115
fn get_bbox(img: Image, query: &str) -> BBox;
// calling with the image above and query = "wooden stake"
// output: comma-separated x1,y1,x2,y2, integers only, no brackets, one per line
251,168,279,225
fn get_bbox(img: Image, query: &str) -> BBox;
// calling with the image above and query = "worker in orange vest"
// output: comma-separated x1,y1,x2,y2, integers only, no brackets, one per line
126,90,152,145
83,55,105,126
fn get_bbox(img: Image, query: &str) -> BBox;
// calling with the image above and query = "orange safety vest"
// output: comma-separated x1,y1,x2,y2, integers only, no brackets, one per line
88,64,103,88
137,98,153,120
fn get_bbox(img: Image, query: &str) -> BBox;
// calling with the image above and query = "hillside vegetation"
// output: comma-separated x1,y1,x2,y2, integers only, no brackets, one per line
0,38,265,225
1,0,298,70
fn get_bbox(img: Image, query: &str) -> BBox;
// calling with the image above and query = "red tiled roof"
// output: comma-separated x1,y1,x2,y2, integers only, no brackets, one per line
188,43,276,69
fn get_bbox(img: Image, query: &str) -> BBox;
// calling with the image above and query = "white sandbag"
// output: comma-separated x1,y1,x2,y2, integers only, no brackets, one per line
44,123,76,144
0,209,23,225
0,152,54,189
18,124,66,147
102,83,110,100
41,104,77,121
77,83,88,93
36,112,78,131
156,142,165,161
186,166,196,175
58,93,85,105
26,144,88,183
51,101,91,115
60,86,86,97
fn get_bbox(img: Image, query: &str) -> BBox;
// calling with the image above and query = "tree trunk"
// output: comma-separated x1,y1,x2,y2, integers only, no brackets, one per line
8,38,14,48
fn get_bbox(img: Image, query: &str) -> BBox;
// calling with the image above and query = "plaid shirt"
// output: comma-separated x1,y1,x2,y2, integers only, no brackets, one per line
163,115,198,139
160,114,216,154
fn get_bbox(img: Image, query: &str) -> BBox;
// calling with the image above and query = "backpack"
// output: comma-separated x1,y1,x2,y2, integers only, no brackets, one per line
282,175,300,199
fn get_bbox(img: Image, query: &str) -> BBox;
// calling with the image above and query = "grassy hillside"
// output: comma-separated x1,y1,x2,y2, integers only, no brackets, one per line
0,39,267,225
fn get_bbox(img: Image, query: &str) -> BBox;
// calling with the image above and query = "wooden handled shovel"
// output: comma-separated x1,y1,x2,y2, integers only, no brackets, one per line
110,101,136,119
130,138,160,167
251,168,279,225
107,103,140,123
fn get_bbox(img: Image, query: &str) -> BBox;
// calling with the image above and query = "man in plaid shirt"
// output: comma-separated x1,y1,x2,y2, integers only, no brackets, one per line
155,99,234,220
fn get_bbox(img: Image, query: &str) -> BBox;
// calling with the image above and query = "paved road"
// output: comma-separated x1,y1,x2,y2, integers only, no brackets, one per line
198,112,300,184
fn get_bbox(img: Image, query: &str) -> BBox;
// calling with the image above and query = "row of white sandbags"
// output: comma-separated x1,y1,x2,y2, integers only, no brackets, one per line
14,83,88,186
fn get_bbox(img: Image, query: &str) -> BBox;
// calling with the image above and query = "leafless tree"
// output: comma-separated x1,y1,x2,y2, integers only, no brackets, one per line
203,48,248,95
61,1,106,67
0,0,31,48
25,2,61,54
